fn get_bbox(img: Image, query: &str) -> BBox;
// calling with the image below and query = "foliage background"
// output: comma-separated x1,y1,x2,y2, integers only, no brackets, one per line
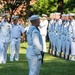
0,0,75,26
30,0,75,16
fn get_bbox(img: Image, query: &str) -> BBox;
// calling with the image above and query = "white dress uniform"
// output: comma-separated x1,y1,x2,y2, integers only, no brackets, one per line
70,19,75,60
0,21,12,63
52,19,62,56
26,25,43,75
10,23,25,61
48,13,54,49
52,19,56,55
62,20,70,59
55,19,62,56
48,19,54,47
48,19,54,54
61,20,66,54
65,21,70,59
39,19,48,52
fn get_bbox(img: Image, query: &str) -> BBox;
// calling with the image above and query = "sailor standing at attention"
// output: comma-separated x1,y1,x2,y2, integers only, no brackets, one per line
39,14,48,53
53,12,62,56
69,13,75,61
64,14,70,60
48,13,55,54
26,15,43,75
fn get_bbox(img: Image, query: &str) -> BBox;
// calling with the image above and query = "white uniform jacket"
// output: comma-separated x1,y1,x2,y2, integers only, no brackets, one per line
0,22,12,43
26,25,43,59
39,20,48,36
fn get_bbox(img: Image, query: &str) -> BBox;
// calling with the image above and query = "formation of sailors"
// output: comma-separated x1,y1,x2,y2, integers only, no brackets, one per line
0,12,75,64
48,12,75,61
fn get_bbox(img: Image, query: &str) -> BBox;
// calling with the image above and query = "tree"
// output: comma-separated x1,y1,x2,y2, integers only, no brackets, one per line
64,0,75,13
30,0,57,16
0,0,34,21
0,0,25,22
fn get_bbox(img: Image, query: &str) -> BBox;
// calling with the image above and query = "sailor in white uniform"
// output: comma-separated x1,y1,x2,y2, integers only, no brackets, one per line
61,14,66,58
39,14,48,52
53,12,62,56
65,14,70,60
69,13,75,61
10,16,25,61
55,13,62,57
48,13,54,54
26,15,43,75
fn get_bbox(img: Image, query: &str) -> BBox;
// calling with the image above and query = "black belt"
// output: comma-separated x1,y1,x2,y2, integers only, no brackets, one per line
13,37,19,39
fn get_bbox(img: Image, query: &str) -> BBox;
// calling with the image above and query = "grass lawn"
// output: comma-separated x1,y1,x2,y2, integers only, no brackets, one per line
0,41,75,75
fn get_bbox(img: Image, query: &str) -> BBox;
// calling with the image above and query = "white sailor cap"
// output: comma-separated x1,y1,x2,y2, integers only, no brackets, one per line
11,15,19,20
55,12,61,15
42,14,47,17
62,14,66,16
65,14,69,17
29,15,40,21
2,14,8,18
69,13,75,16
50,13,54,16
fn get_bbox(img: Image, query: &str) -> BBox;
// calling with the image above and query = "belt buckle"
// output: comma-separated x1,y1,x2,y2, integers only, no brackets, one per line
13,37,19,39
15,38,18,39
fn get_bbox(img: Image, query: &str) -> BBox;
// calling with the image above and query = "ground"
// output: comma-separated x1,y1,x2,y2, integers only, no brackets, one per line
0,41,75,75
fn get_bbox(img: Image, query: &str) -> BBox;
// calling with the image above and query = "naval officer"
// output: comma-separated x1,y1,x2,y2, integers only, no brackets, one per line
0,14,12,63
10,16,25,61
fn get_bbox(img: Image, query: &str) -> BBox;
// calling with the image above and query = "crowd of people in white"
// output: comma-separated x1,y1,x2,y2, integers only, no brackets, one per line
48,12,75,61
0,12,75,65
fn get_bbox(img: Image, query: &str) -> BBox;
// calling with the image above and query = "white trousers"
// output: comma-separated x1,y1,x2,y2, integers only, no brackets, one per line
61,35,66,53
71,41,75,55
42,35,46,52
52,33,57,51
62,35,70,55
3,43,8,63
57,35,62,53
65,39,70,55
49,31,53,44
10,38,20,61
27,56,41,75
0,42,4,63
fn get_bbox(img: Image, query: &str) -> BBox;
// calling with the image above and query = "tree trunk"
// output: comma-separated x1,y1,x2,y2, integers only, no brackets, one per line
57,0,63,14
25,0,32,19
